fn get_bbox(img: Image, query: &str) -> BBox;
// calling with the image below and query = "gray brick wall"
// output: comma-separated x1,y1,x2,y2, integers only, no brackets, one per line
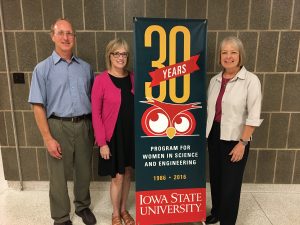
0,0,299,184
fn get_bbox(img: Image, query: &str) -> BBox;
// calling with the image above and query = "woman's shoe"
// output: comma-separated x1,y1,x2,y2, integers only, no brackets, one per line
121,210,135,225
206,215,219,224
112,215,122,225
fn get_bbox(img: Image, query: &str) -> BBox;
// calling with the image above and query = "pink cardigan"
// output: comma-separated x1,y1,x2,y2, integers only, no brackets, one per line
91,70,134,147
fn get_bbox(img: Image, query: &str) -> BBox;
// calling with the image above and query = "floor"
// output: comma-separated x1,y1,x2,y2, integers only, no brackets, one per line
0,181,300,225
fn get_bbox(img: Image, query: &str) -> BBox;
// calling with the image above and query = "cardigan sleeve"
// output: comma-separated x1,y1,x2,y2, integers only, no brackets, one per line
91,75,107,146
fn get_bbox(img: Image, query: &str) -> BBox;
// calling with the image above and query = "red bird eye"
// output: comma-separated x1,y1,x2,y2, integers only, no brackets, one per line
174,116,190,132
149,113,169,133
173,111,196,135
141,107,170,136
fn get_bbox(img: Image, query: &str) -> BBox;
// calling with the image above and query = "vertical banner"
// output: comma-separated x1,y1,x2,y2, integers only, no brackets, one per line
134,18,207,225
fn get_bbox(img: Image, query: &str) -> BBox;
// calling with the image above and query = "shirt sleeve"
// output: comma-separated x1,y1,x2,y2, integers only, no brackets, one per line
246,75,263,127
28,64,46,106
91,76,107,146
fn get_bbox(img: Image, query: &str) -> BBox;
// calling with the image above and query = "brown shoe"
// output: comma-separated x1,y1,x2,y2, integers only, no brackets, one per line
112,215,123,225
121,210,135,225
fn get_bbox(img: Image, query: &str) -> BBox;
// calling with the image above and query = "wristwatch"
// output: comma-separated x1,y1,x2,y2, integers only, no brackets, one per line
239,138,248,146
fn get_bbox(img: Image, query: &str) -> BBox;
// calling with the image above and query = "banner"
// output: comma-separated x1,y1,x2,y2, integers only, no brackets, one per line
134,18,207,225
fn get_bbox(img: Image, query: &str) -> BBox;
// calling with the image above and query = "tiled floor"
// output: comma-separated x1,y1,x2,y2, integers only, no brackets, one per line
0,181,300,225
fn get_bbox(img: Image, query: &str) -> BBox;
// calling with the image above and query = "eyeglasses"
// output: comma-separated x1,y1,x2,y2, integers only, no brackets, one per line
54,31,75,38
110,52,129,58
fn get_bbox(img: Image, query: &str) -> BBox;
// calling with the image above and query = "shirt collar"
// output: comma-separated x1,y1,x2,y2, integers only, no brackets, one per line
216,66,246,82
51,51,80,65
235,66,246,80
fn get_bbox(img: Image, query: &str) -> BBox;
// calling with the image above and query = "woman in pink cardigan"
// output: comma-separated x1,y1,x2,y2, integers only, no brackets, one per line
91,38,134,225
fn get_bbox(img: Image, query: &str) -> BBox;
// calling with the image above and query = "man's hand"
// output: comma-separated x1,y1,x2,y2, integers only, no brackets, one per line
32,104,62,159
45,138,62,159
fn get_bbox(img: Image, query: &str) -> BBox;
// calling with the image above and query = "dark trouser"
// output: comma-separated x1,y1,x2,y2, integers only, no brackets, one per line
207,122,249,225
47,118,94,223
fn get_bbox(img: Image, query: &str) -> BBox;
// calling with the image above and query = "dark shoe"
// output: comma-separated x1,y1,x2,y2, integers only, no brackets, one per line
75,208,97,225
54,220,72,225
206,215,219,224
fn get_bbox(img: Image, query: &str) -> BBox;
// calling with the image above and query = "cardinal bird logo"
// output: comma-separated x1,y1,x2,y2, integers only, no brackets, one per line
141,99,201,139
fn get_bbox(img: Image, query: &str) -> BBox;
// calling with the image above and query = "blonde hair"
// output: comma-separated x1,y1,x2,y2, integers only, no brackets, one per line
105,38,129,70
218,36,246,68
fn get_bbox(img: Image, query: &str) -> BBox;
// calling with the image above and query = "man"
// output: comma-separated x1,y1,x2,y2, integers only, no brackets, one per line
28,18,97,225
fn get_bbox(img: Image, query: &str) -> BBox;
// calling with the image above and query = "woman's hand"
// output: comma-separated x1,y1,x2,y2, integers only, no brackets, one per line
100,145,111,160
229,142,245,162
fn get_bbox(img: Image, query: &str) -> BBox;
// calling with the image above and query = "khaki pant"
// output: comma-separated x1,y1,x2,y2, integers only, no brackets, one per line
47,118,94,223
